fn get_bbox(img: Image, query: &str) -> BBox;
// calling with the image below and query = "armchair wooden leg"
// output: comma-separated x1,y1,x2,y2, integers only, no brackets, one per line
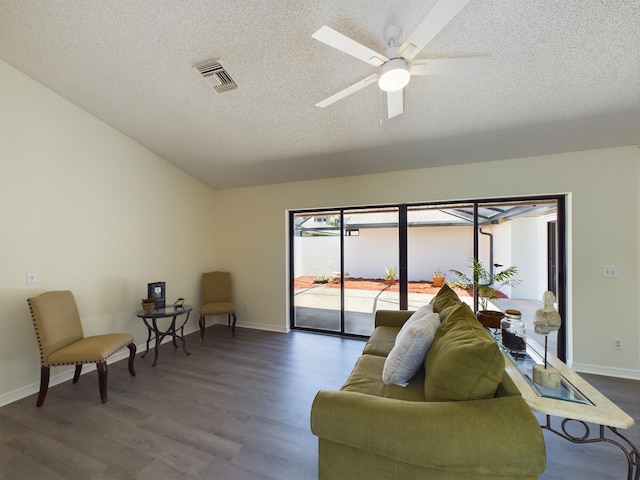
96,361,108,404
127,343,136,376
231,313,237,337
199,315,205,342
36,366,50,407
73,364,82,383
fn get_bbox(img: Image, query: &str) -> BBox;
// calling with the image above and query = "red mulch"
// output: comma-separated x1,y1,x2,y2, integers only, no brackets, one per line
294,276,473,296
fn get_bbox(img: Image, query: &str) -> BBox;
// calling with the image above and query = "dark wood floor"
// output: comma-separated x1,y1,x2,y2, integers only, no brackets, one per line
0,326,638,480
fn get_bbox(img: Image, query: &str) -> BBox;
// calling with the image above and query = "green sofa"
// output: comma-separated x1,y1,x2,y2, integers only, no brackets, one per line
310,284,546,480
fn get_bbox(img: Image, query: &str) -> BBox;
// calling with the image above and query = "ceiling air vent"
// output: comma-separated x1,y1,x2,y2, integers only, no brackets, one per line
195,61,237,93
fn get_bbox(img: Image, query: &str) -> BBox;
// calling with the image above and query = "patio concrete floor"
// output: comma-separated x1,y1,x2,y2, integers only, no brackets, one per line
294,284,558,353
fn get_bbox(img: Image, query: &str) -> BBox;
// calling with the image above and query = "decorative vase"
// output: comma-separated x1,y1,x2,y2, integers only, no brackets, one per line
501,309,526,352
432,276,445,287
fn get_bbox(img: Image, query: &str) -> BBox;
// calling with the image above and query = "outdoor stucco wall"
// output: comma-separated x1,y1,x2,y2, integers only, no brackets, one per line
216,146,640,379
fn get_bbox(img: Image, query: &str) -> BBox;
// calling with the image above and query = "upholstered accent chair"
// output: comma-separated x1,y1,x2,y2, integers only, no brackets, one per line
199,271,237,340
27,290,136,406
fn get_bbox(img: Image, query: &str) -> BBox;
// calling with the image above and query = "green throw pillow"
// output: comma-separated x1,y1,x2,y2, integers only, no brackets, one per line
436,302,464,324
424,303,504,401
429,283,462,313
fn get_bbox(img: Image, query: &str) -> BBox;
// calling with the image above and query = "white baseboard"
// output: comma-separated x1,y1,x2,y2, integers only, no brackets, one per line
571,362,640,381
0,322,292,408
0,324,201,408
0,383,41,408
205,317,289,334
235,321,289,333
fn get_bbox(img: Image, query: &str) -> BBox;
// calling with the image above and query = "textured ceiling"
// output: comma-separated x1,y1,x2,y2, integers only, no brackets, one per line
2,1,640,190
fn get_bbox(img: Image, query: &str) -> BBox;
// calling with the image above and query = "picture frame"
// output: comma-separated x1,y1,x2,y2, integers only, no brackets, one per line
147,281,166,309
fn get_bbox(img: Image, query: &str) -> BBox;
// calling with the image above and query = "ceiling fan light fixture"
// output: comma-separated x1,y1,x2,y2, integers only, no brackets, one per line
378,58,410,92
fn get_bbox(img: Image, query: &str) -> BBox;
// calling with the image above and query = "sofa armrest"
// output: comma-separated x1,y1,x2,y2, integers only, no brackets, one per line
374,310,414,328
311,390,545,476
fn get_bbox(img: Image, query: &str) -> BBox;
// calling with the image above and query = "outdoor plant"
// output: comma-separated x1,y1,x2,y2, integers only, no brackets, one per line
432,266,446,287
313,275,329,284
449,258,521,310
384,266,398,280
141,297,155,313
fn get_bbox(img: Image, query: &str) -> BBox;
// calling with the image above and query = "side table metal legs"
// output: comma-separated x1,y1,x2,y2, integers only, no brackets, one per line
139,312,191,366
542,415,639,480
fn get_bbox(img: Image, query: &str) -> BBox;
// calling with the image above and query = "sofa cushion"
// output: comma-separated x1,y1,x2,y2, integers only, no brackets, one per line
424,303,504,401
342,354,426,402
429,283,462,313
364,305,433,357
382,312,440,386
363,326,402,357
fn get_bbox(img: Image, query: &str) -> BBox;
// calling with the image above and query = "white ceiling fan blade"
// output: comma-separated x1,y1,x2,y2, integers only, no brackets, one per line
312,26,388,67
398,0,471,61
316,74,378,108
410,57,489,76
387,89,403,119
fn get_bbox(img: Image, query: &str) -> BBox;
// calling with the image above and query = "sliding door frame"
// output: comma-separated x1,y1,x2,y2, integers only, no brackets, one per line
289,195,566,360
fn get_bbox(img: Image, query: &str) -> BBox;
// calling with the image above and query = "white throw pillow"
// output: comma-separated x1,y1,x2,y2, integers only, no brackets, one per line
382,311,440,386
403,304,434,326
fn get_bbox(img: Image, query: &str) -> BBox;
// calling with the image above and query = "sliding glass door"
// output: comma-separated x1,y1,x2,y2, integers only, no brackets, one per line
473,199,565,358
342,207,399,335
291,211,341,332
290,195,566,359
291,207,400,336
406,203,475,310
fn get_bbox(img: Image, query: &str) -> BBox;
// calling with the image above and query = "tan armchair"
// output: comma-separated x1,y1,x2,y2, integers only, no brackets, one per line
199,271,237,340
27,290,136,406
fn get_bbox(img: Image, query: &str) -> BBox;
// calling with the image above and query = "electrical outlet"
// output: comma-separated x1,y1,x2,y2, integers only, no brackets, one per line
613,338,623,350
243,303,249,311
602,265,619,278
26,272,39,284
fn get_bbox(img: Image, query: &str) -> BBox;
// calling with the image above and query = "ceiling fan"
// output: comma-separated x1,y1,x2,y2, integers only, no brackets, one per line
312,0,488,119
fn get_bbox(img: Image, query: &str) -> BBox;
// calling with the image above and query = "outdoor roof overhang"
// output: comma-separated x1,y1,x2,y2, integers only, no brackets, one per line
295,202,557,233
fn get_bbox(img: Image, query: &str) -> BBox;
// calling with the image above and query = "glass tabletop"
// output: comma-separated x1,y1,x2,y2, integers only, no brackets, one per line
135,305,193,318
494,333,591,405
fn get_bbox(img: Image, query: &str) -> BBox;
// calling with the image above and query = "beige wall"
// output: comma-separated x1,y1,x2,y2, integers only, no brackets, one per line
217,147,640,379
0,60,219,404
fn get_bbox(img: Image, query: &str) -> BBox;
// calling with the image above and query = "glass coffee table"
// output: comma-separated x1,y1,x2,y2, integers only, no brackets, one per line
497,335,638,480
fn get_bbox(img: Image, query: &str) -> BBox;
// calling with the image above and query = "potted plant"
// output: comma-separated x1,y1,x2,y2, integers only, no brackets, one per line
449,258,521,328
432,267,446,287
313,275,329,284
141,297,155,314
384,266,398,284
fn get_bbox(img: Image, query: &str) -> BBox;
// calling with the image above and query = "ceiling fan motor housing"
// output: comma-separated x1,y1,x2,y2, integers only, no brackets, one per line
378,56,410,92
